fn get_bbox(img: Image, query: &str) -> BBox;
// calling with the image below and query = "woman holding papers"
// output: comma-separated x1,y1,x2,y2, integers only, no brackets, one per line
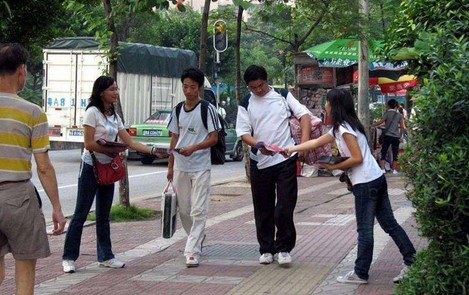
62,76,163,273
285,88,415,285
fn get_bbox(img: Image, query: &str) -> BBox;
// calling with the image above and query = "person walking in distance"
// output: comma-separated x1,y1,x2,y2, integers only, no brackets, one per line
62,76,164,273
166,68,221,267
236,65,311,266
285,88,415,284
0,43,67,295
372,99,405,174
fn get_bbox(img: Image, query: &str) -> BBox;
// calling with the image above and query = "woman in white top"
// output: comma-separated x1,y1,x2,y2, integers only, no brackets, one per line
285,88,415,284
62,76,163,273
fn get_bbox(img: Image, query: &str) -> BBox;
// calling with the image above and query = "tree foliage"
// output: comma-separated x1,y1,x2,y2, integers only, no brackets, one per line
386,1,469,293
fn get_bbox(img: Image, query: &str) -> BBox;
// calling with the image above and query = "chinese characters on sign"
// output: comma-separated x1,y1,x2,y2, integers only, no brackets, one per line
298,65,334,87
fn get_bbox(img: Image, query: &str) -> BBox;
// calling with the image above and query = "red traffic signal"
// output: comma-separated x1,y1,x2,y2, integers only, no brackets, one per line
213,20,228,52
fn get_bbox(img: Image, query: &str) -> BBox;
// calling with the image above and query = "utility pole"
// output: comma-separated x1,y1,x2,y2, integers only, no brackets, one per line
358,0,370,137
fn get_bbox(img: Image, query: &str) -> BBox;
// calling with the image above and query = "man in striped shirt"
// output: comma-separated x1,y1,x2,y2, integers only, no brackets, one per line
0,43,66,295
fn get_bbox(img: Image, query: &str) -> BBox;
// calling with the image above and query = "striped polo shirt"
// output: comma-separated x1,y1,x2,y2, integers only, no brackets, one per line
0,92,50,182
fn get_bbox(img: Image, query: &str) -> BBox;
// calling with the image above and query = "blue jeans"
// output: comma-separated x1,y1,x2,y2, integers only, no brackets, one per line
353,175,415,280
63,162,115,262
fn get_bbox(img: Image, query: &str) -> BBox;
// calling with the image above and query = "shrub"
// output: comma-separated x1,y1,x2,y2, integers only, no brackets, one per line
393,4,469,293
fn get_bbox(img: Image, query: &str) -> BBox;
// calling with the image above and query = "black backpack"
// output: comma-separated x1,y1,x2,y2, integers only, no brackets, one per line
175,100,226,165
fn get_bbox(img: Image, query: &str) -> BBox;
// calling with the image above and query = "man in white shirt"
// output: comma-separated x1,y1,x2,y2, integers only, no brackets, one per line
236,65,311,266
166,68,221,267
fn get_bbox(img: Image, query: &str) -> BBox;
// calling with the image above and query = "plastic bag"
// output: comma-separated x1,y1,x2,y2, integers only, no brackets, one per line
161,182,177,239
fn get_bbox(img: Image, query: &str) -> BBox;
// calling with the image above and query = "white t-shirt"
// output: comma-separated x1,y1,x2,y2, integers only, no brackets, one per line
82,106,125,165
167,101,220,172
236,87,309,169
328,122,383,185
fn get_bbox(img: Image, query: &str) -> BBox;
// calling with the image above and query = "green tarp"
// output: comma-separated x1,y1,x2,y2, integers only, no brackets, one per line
46,37,198,77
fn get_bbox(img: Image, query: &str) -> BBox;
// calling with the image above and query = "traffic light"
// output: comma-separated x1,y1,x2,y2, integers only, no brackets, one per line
213,20,228,52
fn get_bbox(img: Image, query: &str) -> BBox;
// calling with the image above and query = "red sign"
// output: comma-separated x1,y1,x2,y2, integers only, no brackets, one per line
379,80,418,93
299,65,334,86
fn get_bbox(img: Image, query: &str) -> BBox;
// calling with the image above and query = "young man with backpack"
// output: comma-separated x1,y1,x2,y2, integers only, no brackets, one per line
236,65,311,266
166,68,221,267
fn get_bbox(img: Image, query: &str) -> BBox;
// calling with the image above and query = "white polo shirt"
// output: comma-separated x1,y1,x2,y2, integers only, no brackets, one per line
167,101,219,172
236,87,308,169
329,123,383,185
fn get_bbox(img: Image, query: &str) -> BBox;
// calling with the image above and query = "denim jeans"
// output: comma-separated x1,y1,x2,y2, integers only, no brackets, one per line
250,156,298,255
353,175,415,280
63,162,115,262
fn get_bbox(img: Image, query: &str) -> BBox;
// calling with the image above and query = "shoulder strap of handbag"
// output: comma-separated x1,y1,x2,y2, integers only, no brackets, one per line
90,150,98,164
384,111,398,136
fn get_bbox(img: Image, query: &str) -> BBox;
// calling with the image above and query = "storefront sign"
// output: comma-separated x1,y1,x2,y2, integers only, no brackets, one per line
299,65,334,86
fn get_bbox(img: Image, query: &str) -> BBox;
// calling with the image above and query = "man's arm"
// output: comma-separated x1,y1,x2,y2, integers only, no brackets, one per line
299,114,312,144
33,151,67,235
179,131,218,157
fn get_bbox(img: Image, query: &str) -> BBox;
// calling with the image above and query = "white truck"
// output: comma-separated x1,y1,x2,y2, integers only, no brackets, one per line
42,37,198,149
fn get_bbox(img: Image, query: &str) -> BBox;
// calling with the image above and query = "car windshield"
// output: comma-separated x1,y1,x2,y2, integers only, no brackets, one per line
144,111,171,124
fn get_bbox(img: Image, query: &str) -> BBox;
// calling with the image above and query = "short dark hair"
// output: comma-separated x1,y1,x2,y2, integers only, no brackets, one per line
243,65,268,84
181,67,205,88
0,43,29,75
388,99,398,109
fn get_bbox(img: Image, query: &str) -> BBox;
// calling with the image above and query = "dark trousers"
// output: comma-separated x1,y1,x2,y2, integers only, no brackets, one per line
250,157,298,255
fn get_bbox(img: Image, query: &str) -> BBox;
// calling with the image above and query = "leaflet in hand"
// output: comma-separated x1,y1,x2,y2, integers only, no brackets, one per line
257,143,288,158
315,156,349,164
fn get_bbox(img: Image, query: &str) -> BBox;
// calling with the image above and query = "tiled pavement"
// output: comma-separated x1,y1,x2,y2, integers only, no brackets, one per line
0,173,426,295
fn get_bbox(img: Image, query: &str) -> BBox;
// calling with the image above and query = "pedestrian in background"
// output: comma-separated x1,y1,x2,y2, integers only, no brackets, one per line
285,88,415,284
62,76,163,273
236,65,311,266
166,68,221,267
0,43,67,295
372,99,405,174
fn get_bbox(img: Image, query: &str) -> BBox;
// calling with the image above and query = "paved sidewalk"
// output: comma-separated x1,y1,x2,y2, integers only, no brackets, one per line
1,173,426,295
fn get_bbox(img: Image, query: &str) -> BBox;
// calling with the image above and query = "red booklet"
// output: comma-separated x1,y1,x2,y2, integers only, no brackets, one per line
264,144,284,153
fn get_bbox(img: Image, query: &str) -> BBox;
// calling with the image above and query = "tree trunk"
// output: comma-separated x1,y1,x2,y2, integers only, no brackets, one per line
199,0,211,72
103,0,130,207
358,0,370,139
235,6,250,182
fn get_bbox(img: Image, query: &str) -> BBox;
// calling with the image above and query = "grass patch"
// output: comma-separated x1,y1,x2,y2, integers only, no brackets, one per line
87,204,160,222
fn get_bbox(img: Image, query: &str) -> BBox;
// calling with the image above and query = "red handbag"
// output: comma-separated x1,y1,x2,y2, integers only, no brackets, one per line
90,152,126,185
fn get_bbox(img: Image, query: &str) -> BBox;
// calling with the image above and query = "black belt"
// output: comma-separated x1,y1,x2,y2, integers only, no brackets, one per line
0,179,29,186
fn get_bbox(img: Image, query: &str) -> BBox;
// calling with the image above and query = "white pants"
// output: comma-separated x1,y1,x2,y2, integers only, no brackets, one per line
173,169,210,257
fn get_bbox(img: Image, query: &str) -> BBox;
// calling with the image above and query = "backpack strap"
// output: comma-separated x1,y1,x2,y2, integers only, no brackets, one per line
175,101,185,126
240,88,288,111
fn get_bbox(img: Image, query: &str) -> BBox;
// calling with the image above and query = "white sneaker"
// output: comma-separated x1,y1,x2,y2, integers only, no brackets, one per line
393,265,409,283
337,270,368,284
98,258,125,268
393,169,399,175
62,260,76,273
277,252,292,265
259,253,274,264
186,255,199,267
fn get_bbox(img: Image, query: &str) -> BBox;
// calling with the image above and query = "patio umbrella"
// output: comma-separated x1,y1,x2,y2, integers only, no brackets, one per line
378,75,418,93
304,38,384,68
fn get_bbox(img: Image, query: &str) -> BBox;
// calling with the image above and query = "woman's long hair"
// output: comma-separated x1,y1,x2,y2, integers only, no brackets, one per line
327,88,366,137
86,76,116,118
